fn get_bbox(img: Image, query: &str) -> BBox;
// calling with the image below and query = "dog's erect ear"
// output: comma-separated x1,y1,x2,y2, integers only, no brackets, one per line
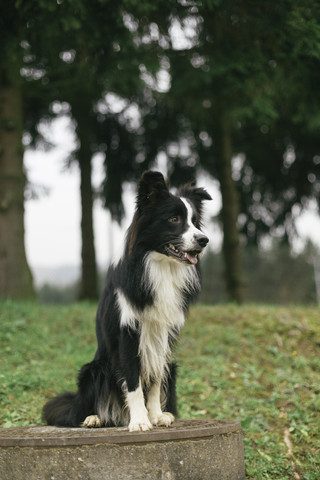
179,184,212,212
136,171,169,211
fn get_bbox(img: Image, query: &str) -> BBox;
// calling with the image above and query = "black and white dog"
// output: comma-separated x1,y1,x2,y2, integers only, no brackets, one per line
43,171,211,432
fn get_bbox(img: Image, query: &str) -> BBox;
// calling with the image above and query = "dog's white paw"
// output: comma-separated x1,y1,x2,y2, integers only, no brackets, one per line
81,415,102,428
128,417,153,432
149,411,175,427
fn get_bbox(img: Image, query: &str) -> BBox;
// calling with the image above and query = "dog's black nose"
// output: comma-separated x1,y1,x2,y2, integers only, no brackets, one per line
195,234,209,248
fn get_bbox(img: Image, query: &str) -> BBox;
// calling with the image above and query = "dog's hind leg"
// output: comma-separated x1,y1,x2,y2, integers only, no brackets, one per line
81,414,102,428
77,358,110,428
43,359,103,428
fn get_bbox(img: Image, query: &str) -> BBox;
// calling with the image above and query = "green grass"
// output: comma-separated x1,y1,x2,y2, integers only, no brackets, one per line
1,300,320,479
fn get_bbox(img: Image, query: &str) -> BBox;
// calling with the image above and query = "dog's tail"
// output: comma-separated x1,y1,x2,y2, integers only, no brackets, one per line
42,390,79,427
42,359,107,427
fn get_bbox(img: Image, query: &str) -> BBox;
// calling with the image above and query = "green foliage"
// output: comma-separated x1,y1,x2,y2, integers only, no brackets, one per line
201,244,318,304
37,282,80,305
1,301,320,478
151,0,320,244
2,0,320,301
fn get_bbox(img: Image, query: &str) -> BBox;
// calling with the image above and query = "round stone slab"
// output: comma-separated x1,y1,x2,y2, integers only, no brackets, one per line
0,419,240,447
0,419,245,480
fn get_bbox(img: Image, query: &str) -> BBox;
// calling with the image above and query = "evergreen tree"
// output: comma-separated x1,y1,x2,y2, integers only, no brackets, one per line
151,0,320,301
235,6,320,245
0,0,175,299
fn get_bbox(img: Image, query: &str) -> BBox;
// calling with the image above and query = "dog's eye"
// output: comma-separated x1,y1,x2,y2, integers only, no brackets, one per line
169,216,181,224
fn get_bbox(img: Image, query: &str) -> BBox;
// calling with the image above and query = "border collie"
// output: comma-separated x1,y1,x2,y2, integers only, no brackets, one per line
43,171,211,432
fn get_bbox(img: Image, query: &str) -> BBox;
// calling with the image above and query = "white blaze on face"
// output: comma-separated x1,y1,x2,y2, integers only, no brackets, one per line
180,198,203,251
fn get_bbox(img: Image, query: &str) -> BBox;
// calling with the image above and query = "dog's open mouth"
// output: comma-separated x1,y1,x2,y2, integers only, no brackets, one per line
165,244,200,265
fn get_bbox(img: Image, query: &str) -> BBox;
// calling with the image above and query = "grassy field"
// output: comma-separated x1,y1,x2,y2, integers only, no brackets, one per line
0,300,319,479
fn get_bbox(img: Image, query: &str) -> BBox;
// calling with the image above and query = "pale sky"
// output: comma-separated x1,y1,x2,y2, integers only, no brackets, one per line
24,120,127,270
24,117,320,278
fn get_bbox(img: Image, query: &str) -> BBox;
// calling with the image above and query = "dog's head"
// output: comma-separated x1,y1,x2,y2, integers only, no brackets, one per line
128,171,211,265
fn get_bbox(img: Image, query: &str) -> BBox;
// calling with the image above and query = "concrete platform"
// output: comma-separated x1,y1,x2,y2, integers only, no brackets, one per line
0,419,245,480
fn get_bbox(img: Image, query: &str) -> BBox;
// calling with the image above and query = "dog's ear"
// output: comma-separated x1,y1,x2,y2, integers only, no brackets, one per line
136,171,169,211
179,184,212,213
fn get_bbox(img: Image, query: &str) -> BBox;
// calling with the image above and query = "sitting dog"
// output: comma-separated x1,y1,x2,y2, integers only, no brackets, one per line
43,171,211,432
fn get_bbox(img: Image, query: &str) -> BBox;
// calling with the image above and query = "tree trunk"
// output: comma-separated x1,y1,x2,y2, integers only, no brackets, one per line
312,256,320,305
78,156,98,300
75,111,98,301
0,83,35,299
216,110,243,303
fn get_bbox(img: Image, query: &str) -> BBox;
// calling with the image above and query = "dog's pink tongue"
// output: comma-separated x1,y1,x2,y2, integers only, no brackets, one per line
186,253,198,265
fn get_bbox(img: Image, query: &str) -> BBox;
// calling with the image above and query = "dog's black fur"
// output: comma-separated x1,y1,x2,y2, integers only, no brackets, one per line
43,171,211,431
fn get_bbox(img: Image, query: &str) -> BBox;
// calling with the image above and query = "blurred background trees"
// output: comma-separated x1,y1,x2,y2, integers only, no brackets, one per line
1,0,320,303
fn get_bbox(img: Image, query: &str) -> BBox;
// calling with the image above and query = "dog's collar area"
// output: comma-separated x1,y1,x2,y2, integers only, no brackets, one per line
165,244,199,265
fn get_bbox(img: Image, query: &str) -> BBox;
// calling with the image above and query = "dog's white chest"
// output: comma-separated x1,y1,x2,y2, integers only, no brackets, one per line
138,253,198,383
116,252,199,384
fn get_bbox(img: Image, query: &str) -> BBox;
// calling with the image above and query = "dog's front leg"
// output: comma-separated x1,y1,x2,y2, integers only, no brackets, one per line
120,326,152,432
147,382,175,427
127,378,152,432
